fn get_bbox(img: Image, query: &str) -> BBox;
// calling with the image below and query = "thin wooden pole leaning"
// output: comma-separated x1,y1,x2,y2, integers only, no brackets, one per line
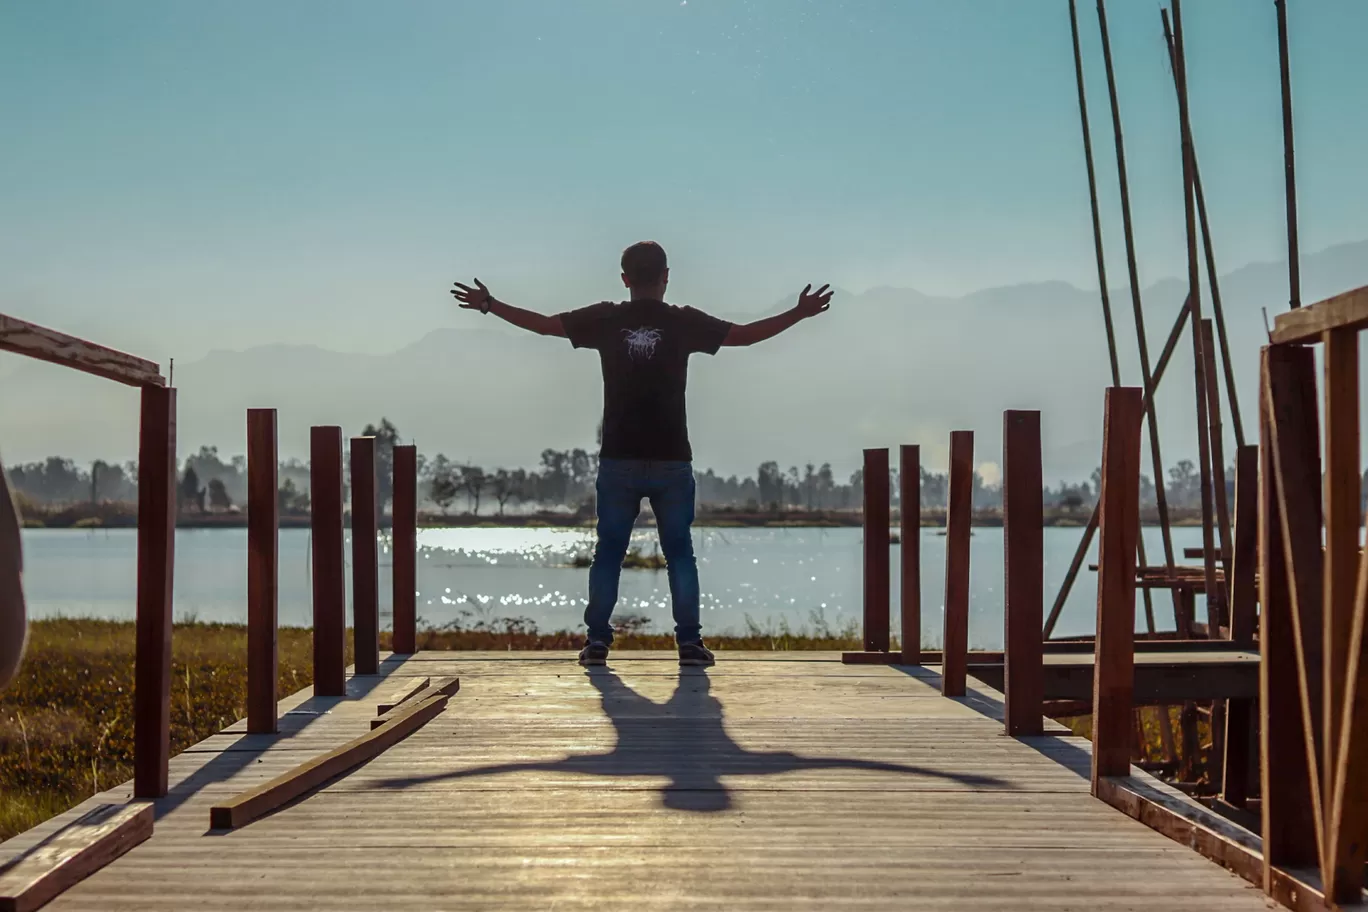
1044,295,1190,637
134,385,176,799
1004,411,1043,736
1259,346,1322,886
862,448,891,653
1172,1,1220,637
1275,0,1300,309
1068,0,1156,635
351,436,380,676
1092,387,1143,791
310,426,347,697
941,431,973,697
899,445,922,665
246,409,278,734
1096,0,1179,627
1159,8,1244,448
392,445,418,655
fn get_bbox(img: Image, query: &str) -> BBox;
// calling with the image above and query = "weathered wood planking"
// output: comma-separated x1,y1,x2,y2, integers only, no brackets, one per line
1270,284,1368,344
371,677,459,729
13,653,1271,911
375,676,430,714
209,693,450,830
0,313,164,387
0,804,152,912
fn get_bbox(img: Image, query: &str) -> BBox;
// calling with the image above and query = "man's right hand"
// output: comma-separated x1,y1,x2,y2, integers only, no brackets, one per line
795,284,834,319
451,278,494,311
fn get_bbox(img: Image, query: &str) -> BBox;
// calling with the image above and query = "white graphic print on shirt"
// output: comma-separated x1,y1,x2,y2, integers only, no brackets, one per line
623,327,663,361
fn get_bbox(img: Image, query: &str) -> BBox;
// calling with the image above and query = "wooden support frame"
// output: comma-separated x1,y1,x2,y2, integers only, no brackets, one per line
134,386,176,799
1003,411,1043,736
350,436,380,676
899,445,922,665
209,693,449,830
0,803,153,912
0,313,164,388
392,445,418,655
1271,286,1368,344
310,427,346,697
862,448,891,654
942,431,973,697
246,409,279,735
1092,387,1143,789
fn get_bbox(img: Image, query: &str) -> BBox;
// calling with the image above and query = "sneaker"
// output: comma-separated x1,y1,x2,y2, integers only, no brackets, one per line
678,641,715,667
579,640,610,666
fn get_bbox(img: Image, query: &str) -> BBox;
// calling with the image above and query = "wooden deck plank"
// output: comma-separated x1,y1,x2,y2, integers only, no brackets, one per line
10,653,1268,911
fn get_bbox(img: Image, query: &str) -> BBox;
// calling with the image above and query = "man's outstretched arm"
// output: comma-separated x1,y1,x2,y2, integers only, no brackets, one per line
451,278,566,337
722,284,834,347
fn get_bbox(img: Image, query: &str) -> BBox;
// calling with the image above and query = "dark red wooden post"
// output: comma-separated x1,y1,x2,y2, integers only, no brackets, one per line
351,436,379,675
899,445,922,665
247,409,278,734
310,426,346,696
862,448,891,653
1092,388,1143,790
1004,410,1044,736
1222,444,1259,807
392,444,418,655
134,385,176,798
942,431,973,697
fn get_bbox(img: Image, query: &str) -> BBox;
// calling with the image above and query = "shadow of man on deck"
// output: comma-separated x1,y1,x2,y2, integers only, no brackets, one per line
375,667,1008,812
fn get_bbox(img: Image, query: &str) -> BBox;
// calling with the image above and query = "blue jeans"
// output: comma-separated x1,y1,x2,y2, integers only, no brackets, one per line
584,459,701,645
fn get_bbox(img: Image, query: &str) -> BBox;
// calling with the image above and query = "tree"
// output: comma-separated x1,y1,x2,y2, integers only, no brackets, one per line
460,465,487,515
1167,459,1200,508
360,418,401,511
278,478,309,514
492,469,524,515
208,478,232,510
757,462,783,509
426,455,460,514
179,466,202,513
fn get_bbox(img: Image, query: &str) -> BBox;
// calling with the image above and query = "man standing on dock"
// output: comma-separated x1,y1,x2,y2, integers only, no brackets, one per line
451,241,833,667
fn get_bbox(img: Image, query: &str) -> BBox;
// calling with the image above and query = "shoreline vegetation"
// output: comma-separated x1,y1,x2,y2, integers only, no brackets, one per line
18,500,1208,531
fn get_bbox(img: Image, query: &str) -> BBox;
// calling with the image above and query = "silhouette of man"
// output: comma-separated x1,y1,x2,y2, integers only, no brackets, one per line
452,241,833,667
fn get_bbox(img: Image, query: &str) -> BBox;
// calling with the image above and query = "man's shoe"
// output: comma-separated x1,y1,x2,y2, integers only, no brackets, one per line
579,640,610,666
678,641,715,667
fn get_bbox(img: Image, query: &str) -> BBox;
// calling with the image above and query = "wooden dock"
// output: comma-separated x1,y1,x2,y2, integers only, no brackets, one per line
2,652,1269,910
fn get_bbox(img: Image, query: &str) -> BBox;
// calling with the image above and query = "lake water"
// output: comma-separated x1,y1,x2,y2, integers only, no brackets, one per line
20,525,1212,649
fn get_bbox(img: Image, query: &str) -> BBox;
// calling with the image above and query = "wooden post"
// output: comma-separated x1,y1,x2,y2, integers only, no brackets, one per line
1221,444,1259,808
246,409,278,734
1003,411,1043,736
392,444,418,655
1096,0,1179,629
1092,387,1143,791
862,448,891,653
351,436,380,676
1260,345,1322,886
310,426,346,697
942,431,973,697
899,445,921,665
134,385,176,798
1275,0,1300,309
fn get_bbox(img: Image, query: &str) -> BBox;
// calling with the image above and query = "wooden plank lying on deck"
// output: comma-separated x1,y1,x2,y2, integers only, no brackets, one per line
371,677,459,730
1270,284,1368,345
0,313,164,388
209,693,450,830
375,676,430,714
0,804,152,912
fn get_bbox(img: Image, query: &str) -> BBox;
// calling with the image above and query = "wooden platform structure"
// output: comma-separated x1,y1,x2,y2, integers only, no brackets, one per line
1,652,1271,910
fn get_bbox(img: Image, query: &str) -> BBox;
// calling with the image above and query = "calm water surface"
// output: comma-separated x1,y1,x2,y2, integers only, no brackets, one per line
21,526,1210,649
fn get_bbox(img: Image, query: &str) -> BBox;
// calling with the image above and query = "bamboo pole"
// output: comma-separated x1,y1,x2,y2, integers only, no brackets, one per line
1171,0,1220,631
1096,0,1180,629
1275,0,1301,309
1044,295,1191,637
1069,0,1156,635
1159,9,1246,449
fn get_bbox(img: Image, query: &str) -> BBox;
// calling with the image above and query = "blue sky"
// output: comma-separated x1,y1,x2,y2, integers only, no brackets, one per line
2,0,1365,362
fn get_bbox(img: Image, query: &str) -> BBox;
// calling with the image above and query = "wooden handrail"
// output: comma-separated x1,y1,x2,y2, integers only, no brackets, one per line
0,313,164,387
1270,285,1368,345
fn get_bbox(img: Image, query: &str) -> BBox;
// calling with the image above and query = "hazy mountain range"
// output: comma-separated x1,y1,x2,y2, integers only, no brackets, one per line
4,240,1366,483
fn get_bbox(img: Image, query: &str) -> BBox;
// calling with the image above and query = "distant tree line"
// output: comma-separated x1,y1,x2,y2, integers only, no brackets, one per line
8,417,1252,516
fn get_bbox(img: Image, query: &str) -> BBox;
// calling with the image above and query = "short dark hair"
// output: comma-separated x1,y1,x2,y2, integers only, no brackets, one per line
621,241,668,288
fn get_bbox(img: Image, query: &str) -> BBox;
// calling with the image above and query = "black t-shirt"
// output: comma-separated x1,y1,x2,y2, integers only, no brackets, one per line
558,299,732,462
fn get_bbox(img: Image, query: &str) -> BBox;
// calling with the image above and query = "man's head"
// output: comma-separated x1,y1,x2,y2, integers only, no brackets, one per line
620,241,668,298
